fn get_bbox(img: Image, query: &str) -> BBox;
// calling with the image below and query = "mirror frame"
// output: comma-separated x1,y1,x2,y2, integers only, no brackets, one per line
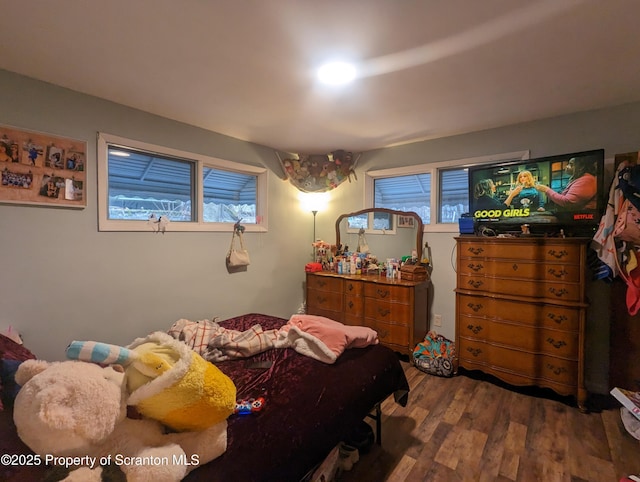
335,208,424,260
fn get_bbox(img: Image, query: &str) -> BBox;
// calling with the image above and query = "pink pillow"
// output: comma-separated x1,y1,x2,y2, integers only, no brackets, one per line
287,315,378,359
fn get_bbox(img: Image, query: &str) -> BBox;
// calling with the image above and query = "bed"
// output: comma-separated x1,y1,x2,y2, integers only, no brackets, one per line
0,313,410,481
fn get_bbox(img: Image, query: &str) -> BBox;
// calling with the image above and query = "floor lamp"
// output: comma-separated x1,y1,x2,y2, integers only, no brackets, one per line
299,192,329,260
312,209,318,260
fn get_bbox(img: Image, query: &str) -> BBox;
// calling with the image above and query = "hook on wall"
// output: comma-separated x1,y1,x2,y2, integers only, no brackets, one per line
233,220,245,234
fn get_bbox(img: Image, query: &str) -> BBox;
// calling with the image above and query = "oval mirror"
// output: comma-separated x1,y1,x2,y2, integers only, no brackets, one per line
335,208,424,262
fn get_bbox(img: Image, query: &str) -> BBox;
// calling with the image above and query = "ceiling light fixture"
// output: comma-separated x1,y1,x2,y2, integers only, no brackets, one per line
317,61,356,85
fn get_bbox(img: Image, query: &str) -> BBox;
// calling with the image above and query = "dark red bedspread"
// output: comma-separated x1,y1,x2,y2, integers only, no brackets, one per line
0,314,409,482
184,313,409,482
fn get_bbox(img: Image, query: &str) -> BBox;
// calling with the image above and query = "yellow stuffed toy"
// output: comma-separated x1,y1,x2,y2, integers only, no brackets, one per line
126,331,236,431
66,331,236,432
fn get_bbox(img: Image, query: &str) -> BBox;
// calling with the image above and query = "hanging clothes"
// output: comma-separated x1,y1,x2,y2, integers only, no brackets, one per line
592,157,640,314
592,160,628,279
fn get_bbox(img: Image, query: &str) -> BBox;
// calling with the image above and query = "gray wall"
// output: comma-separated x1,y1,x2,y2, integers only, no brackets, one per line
0,70,313,360
2,69,639,394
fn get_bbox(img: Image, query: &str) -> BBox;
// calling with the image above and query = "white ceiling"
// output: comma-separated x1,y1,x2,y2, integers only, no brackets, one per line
1,0,639,155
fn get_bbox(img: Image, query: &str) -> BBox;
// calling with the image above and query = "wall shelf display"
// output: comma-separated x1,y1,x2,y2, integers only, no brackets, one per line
0,124,86,208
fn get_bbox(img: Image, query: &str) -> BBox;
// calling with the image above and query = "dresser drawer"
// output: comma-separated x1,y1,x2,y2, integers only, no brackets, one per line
364,300,412,325
489,345,578,386
307,275,343,292
370,320,409,347
458,259,580,283
458,274,581,301
344,294,364,324
458,338,489,364
307,288,344,312
364,284,411,304
457,294,580,331
344,279,363,295
343,314,363,326
458,339,578,386
459,319,578,359
458,241,582,264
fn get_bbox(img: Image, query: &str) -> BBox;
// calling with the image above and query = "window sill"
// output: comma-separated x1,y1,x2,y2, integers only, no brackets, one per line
98,221,267,233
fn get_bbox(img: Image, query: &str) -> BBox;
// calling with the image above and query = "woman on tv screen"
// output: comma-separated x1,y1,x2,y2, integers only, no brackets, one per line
474,178,523,210
505,170,545,211
535,156,598,210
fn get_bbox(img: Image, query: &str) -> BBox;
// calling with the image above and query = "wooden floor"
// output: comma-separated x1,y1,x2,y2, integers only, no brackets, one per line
341,362,640,482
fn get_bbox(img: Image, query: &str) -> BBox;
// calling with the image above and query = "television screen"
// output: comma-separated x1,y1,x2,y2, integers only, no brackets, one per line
468,149,604,235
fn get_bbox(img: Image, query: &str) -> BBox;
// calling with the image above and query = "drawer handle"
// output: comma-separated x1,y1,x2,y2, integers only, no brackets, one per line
467,263,483,272
347,283,354,291
467,324,483,335
546,363,567,376
548,287,568,298
511,263,519,271
378,329,389,339
468,280,484,289
547,249,569,259
466,347,482,357
318,280,327,287
467,303,483,312
316,296,327,304
468,247,484,255
547,268,568,278
377,308,390,317
377,289,389,298
547,313,567,324
348,301,354,309
546,337,567,350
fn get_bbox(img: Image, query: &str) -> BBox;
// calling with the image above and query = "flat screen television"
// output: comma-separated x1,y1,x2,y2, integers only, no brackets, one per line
468,149,605,236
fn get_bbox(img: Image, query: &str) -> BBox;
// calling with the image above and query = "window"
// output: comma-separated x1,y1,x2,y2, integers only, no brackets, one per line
346,211,396,234
98,133,267,232
365,151,529,232
373,173,431,223
439,168,468,223
202,167,258,224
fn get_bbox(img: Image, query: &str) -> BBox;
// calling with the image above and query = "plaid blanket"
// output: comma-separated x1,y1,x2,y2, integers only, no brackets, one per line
167,318,279,362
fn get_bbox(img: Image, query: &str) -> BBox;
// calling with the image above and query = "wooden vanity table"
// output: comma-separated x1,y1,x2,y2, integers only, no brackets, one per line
306,208,430,356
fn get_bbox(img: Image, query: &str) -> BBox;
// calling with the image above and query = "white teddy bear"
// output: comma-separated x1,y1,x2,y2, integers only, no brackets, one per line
13,359,228,482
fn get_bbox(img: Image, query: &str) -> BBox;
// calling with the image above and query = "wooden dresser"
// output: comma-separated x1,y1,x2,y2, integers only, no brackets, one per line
455,236,589,411
306,272,429,356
